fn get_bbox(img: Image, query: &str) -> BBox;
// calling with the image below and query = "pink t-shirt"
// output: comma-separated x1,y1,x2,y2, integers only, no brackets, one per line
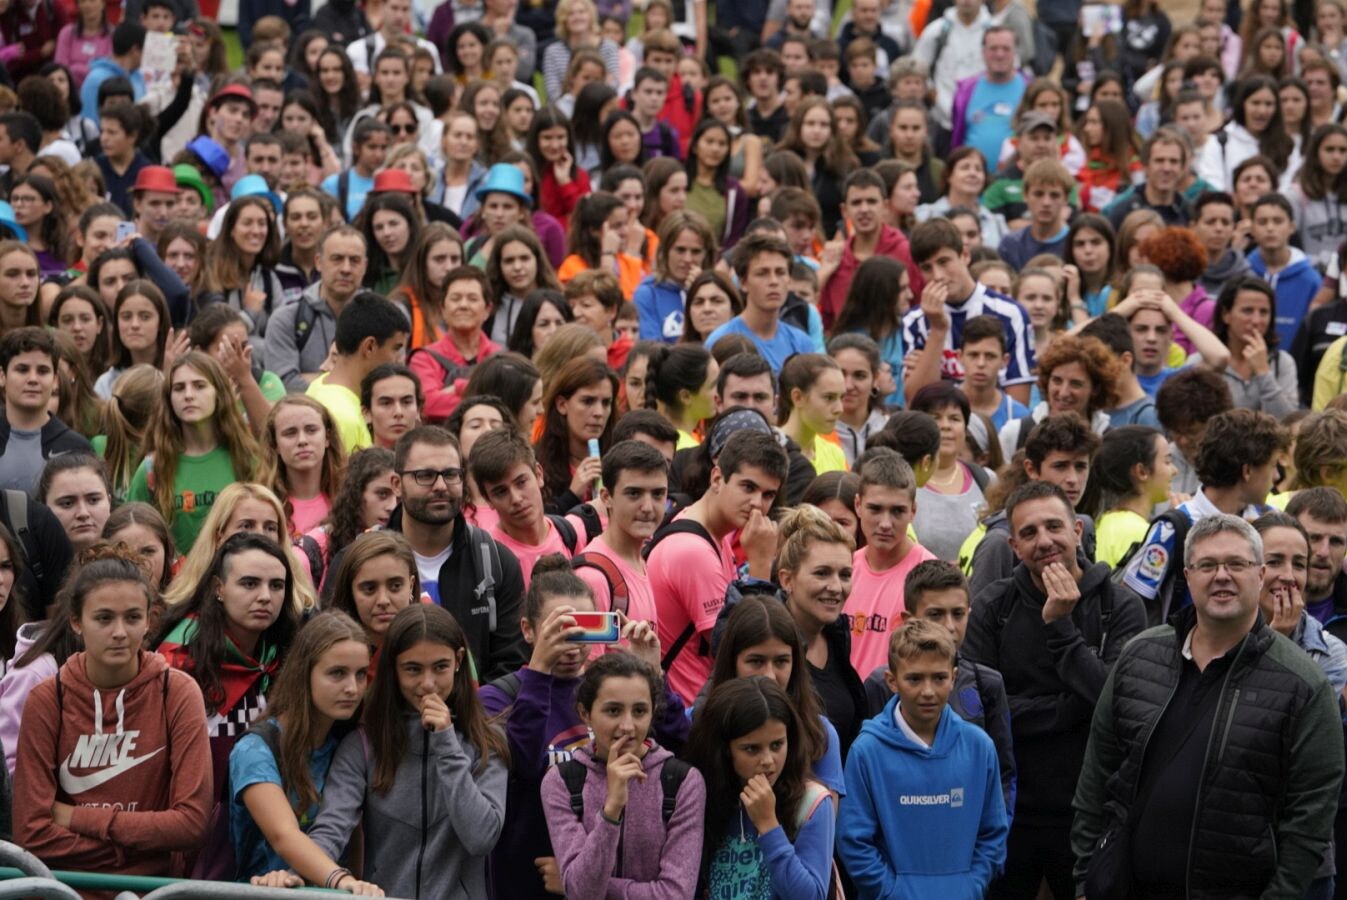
573,536,657,626
465,503,500,531
289,493,331,536
646,518,737,705
844,543,938,677
489,515,588,587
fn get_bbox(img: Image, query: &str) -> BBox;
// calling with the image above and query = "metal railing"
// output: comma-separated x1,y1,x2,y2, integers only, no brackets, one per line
0,877,82,899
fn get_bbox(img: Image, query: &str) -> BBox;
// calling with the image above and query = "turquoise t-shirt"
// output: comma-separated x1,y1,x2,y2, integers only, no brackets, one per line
964,78,1026,177
228,726,339,879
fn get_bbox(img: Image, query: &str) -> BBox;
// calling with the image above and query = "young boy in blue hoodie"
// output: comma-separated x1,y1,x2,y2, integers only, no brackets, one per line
839,619,1009,899
1248,194,1322,348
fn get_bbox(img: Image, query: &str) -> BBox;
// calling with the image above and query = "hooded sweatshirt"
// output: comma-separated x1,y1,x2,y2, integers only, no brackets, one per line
80,57,145,128
479,665,690,900
306,716,507,900
540,743,705,899
1248,246,1322,348
838,697,1009,899
703,782,836,900
14,651,212,876
634,276,687,344
1198,245,1252,298
0,622,56,777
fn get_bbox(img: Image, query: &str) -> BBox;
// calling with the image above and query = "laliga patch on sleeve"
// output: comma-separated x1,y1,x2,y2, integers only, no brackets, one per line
1135,544,1168,583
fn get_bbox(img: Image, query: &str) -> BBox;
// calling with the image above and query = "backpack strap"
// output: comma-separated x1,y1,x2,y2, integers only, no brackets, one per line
296,534,324,588
572,551,629,617
410,347,470,388
658,757,691,826
557,758,589,819
3,490,42,583
660,623,698,673
294,299,319,354
548,514,579,555
642,518,719,561
337,170,352,221
794,780,832,830
485,671,522,704
468,525,501,632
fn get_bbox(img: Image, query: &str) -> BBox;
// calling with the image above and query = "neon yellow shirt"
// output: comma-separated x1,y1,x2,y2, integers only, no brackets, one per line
1096,509,1150,568
307,374,372,454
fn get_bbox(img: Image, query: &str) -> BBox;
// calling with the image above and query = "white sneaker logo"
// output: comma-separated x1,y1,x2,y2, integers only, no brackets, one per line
58,731,163,794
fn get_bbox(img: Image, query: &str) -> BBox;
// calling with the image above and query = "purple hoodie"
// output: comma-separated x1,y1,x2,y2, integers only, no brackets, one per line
0,623,56,776
541,743,704,899
480,665,689,900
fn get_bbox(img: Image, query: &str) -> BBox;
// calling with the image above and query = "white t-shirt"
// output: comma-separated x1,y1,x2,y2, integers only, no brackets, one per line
414,546,453,605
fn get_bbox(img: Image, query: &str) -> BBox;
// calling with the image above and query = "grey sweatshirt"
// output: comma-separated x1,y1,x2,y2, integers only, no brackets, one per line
307,717,508,900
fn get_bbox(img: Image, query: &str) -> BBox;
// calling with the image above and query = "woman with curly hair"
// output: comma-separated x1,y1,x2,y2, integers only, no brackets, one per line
996,334,1122,456
1139,225,1213,353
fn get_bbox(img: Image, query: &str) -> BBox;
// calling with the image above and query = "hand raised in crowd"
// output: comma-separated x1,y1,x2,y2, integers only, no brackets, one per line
216,331,255,385
1242,328,1271,375
741,507,778,579
740,773,780,835
1268,583,1305,637
553,149,575,186
603,732,648,821
162,328,190,374
600,220,624,259
1041,561,1082,624
920,279,950,333
1062,264,1083,305
527,604,584,674
569,455,603,497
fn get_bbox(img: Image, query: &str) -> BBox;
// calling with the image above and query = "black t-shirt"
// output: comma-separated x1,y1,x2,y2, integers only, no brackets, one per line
1129,645,1238,894
810,654,858,757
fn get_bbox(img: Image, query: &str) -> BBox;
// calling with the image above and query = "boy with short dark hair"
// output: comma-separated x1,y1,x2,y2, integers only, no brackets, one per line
997,158,1075,269
1248,193,1322,347
741,49,788,143
307,292,410,453
629,66,681,161
0,327,93,494
844,448,937,678
705,232,814,373
845,38,889,118
839,617,1010,899
959,314,1030,430
470,428,589,585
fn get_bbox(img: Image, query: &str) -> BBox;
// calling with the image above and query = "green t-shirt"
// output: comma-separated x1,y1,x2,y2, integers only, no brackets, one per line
686,181,727,242
306,374,372,454
90,435,107,457
259,370,286,404
126,445,237,555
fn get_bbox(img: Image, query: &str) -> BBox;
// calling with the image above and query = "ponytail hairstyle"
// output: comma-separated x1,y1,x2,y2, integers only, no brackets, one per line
776,502,856,573
152,533,301,714
367,604,509,792
1091,424,1166,518
254,610,368,815
261,395,348,538
777,352,842,426
99,365,162,498
144,352,262,532
685,676,809,882
523,552,595,625
644,343,712,419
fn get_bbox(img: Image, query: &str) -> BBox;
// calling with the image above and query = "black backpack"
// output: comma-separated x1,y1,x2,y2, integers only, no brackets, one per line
2,489,44,584
1109,508,1192,626
555,756,692,827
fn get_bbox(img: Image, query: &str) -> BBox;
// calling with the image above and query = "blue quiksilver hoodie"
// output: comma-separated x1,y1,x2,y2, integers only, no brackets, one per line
1248,246,1321,349
838,696,1008,900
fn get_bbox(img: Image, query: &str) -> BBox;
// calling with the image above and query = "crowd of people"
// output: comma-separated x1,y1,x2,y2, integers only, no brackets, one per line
0,0,1346,895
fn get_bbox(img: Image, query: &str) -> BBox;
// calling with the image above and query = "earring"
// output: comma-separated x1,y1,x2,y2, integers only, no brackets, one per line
586,726,595,743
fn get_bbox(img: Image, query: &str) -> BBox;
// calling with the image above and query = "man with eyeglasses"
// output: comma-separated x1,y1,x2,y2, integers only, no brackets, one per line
322,424,528,683
963,480,1144,900
1073,513,1343,900
1121,408,1286,624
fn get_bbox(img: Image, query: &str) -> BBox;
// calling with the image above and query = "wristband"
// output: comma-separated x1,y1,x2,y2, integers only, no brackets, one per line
325,867,353,889
601,809,623,826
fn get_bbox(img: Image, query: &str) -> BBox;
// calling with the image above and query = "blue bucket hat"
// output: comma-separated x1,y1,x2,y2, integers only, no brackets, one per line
474,163,533,207
185,135,231,179
0,201,28,243
231,174,283,216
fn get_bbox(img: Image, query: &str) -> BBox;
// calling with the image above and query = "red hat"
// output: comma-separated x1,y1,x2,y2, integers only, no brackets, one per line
372,168,418,195
132,165,181,195
208,84,258,114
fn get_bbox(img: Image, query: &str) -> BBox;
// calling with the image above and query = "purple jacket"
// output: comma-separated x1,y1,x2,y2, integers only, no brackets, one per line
1176,285,1215,354
480,665,689,900
722,177,751,251
949,71,1032,153
541,744,704,899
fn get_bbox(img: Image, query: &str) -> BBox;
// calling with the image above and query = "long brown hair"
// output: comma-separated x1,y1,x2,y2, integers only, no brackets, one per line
261,395,348,538
99,365,161,498
144,352,262,530
391,222,461,347
47,285,111,377
50,330,103,438
204,196,281,293
366,605,509,792
778,97,858,178
535,356,616,503
255,610,368,815
327,530,419,644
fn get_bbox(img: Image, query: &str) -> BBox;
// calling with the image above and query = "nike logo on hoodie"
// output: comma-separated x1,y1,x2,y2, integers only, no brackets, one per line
59,732,164,795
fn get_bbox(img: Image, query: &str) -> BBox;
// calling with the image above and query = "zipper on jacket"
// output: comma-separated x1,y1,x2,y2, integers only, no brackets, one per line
417,730,428,899
1215,688,1240,765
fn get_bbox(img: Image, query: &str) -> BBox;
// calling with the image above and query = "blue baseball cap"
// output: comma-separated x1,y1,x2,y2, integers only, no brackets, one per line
0,201,28,243
231,174,283,215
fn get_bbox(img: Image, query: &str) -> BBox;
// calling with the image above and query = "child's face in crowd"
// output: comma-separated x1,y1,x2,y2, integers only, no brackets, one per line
848,55,876,87
1252,205,1294,252
482,461,547,529
855,484,915,555
977,266,1013,295
895,74,926,101
582,674,654,759
73,582,149,680
366,374,421,447
793,368,844,436
633,77,668,118
780,40,809,69
730,718,788,786
1025,450,1091,508
960,337,1005,390
711,464,781,530
644,49,676,78
903,590,971,648
395,638,463,713
884,651,955,732
1016,273,1060,330
778,540,852,630
788,277,815,305
310,640,371,722
833,348,875,417
360,470,400,529
735,637,793,689
604,468,667,542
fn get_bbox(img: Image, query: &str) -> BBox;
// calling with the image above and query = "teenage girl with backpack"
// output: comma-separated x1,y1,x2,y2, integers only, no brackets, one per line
685,676,836,900
288,605,508,899
542,652,705,899
1093,425,1180,567
127,352,263,556
230,610,379,892
14,547,213,879
480,555,684,900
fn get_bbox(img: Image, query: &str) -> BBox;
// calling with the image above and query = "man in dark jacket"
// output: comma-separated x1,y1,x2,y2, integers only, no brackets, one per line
0,328,92,496
964,480,1146,900
322,425,528,682
1072,513,1344,899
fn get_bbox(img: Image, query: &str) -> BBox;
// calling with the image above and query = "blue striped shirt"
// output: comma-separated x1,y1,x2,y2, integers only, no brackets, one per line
900,282,1037,387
